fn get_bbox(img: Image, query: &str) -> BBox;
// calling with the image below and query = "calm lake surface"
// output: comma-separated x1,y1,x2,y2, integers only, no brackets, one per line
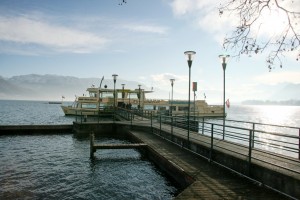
0,100,179,199
1,100,299,126
0,135,178,199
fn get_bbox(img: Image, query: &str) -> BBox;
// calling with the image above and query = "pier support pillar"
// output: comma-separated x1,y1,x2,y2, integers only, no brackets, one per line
90,133,95,158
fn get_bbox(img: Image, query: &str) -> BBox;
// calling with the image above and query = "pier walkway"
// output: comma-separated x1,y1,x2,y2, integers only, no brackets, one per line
128,129,290,199
112,111,300,199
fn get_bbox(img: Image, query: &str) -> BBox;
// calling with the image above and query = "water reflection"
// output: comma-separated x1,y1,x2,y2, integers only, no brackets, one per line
258,105,297,126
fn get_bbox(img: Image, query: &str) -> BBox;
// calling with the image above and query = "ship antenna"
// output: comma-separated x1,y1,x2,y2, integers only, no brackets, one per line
99,76,104,89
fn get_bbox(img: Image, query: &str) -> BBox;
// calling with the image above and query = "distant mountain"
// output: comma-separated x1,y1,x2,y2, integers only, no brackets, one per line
269,83,300,100
242,99,300,106
1,74,299,102
0,74,152,101
241,83,300,106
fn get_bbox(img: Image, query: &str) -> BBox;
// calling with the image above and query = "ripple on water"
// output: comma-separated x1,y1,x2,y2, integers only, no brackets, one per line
0,135,178,199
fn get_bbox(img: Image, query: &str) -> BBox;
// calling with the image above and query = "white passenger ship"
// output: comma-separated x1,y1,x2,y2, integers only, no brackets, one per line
61,85,224,117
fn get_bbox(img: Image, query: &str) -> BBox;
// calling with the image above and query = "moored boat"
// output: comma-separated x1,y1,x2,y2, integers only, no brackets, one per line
61,84,224,117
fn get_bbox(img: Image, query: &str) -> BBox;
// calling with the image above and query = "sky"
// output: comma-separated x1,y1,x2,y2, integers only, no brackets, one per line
0,0,299,103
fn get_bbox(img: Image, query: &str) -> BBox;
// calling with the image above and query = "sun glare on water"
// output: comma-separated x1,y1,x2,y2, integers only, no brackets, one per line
258,105,294,125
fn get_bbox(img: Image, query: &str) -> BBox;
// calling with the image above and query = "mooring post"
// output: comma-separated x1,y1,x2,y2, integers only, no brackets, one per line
90,133,95,158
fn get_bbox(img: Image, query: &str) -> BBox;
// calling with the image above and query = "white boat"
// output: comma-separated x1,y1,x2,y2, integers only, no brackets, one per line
61,85,224,117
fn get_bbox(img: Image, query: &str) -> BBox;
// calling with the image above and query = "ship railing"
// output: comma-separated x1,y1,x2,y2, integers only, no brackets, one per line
74,106,115,123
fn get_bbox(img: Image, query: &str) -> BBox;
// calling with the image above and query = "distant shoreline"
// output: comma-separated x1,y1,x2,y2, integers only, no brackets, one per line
241,100,300,106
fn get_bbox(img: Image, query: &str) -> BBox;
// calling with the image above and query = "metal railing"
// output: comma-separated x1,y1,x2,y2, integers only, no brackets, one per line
74,108,300,162
74,108,300,159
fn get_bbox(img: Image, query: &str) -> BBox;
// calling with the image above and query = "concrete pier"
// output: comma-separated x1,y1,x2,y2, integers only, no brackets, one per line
0,124,72,134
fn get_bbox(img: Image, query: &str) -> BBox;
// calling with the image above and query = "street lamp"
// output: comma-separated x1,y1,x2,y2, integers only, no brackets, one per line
184,51,196,145
219,54,230,140
112,74,118,120
121,84,125,107
138,84,141,110
170,79,175,116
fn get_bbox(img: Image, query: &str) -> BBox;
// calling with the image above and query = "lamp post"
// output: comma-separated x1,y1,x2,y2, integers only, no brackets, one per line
112,74,118,120
219,55,229,140
184,51,196,145
170,79,175,116
193,82,197,120
121,84,125,107
138,84,141,110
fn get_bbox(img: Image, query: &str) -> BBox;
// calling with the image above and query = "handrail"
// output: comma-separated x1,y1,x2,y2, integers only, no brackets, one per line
212,118,300,129
73,109,300,161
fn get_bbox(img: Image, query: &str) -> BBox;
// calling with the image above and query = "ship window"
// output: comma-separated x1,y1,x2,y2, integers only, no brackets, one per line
82,103,97,109
102,93,114,98
178,106,188,111
89,92,97,97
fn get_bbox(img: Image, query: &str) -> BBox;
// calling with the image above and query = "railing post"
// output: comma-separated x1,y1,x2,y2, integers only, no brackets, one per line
298,128,300,160
202,117,204,134
130,111,133,129
171,116,173,138
248,130,253,175
160,114,162,135
150,112,153,133
210,124,214,162
252,123,255,148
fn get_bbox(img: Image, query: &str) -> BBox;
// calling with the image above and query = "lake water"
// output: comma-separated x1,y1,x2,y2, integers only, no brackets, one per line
227,104,300,127
0,100,179,199
1,100,299,127
0,135,178,199
0,100,75,125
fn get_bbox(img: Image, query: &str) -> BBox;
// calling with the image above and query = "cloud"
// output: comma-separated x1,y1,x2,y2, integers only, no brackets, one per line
170,0,216,16
254,71,300,85
169,0,234,44
169,0,299,45
0,16,108,54
151,73,187,85
123,24,168,34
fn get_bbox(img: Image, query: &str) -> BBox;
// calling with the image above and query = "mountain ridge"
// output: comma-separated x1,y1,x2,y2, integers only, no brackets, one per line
0,74,299,102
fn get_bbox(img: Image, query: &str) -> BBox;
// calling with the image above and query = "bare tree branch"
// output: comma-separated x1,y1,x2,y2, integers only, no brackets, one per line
219,0,300,70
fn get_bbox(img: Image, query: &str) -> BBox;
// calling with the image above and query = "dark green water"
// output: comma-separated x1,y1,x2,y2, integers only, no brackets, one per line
0,134,178,199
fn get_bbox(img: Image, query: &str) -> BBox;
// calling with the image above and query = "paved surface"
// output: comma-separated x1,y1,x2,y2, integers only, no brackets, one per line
129,130,291,199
